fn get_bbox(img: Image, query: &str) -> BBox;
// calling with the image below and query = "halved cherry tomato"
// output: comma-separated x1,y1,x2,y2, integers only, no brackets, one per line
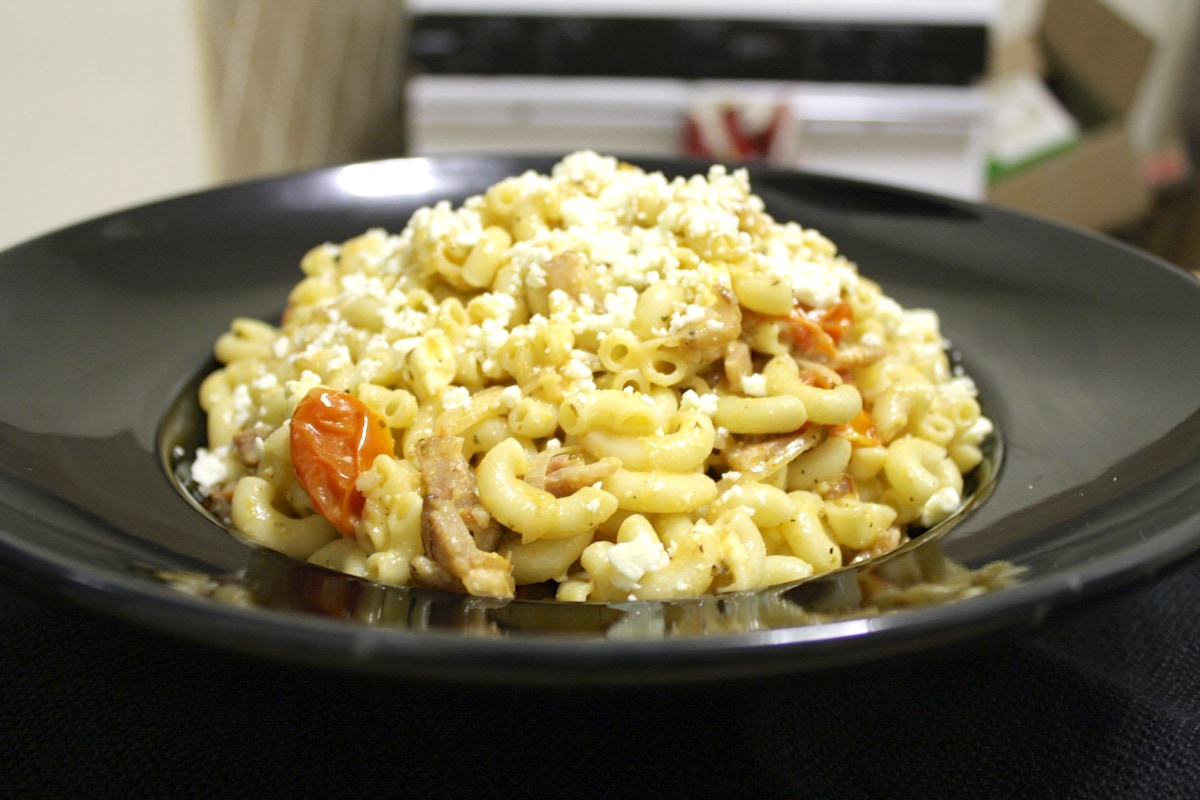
832,407,881,448
818,300,854,343
785,300,855,359
786,312,837,359
290,387,394,537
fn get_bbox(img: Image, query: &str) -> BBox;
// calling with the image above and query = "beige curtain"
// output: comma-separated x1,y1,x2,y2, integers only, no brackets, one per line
194,0,409,183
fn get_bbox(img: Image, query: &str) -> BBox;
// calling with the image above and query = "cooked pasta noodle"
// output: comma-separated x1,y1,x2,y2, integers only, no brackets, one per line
190,152,992,601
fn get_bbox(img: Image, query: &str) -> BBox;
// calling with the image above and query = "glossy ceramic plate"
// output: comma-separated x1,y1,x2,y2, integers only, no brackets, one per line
1,155,1198,685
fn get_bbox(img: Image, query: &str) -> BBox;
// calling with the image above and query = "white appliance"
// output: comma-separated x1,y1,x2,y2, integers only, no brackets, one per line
406,0,995,199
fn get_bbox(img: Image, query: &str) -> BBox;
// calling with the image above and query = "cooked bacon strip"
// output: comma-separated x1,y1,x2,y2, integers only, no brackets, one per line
824,472,856,500
202,492,234,528
410,555,470,594
723,340,753,395
434,386,506,437
785,311,838,360
828,344,886,372
674,285,742,358
232,424,269,468
851,525,905,564
723,425,827,480
545,250,592,302
520,449,553,493
794,359,842,390
415,436,514,598
542,453,621,498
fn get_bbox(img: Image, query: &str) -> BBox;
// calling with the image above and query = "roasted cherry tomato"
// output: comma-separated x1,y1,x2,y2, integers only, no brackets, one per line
786,312,837,359
832,408,881,448
786,301,854,359
290,387,394,537
817,300,854,343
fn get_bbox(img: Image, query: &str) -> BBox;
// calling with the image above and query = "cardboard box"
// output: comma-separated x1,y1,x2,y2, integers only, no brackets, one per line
987,0,1154,232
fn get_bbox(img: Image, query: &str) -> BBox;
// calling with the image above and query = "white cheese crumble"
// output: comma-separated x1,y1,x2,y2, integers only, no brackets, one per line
716,483,745,506
607,532,671,591
251,373,278,391
190,446,230,490
680,389,719,416
920,486,962,528
967,416,994,442
440,386,470,410
499,385,523,409
666,303,708,335
740,374,767,397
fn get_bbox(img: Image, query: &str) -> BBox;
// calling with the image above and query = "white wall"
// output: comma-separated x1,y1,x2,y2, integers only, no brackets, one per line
0,1,213,249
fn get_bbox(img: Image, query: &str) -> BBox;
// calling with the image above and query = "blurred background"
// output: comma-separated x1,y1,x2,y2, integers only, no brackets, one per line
1,0,1198,273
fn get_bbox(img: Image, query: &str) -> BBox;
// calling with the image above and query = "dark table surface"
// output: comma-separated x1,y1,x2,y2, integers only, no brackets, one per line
4,552,1200,800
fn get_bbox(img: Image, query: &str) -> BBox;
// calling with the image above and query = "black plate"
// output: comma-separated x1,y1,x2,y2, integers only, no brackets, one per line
1,155,1198,685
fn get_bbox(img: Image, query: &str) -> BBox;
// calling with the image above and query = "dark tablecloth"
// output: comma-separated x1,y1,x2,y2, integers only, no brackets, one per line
4,555,1199,800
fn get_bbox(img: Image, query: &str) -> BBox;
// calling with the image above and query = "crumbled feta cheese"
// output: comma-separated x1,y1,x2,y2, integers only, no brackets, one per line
920,486,962,527
382,308,427,336
899,309,940,339
251,373,278,391
717,483,745,505
441,386,470,410
608,532,670,591
714,426,731,449
190,446,229,490
667,303,707,335
500,385,522,409
740,373,767,397
524,260,548,290
680,389,719,416
562,356,594,384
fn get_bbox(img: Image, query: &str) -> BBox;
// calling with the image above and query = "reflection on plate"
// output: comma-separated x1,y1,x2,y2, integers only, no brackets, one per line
152,540,1025,640
0,155,1198,685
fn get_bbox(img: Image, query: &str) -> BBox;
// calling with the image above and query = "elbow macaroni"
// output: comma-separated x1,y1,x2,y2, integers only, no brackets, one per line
191,151,993,601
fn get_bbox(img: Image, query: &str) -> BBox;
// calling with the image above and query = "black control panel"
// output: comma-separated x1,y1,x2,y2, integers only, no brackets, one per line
410,15,989,85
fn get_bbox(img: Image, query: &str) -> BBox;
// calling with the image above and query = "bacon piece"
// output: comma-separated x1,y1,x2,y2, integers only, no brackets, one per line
723,426,827,481
414,436,514,598
542,453,621,498
829,344,886,372
824,472,856,500
545,250,592,302
851,525,906,564
674,285,742,358
232,424,270,468
723,340,753,395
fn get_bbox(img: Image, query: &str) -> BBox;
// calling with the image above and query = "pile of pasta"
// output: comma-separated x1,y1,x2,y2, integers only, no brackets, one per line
192,151,992,601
